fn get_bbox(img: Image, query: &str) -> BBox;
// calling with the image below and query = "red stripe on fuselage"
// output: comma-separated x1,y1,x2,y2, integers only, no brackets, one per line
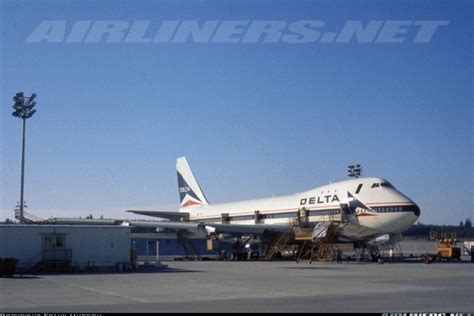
357,213,377,217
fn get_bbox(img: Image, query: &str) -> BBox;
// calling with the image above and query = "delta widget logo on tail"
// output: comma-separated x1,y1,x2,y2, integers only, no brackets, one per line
177,157,209,208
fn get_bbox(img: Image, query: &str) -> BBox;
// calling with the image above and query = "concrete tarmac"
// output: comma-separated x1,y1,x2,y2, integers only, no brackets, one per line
1,261,473,313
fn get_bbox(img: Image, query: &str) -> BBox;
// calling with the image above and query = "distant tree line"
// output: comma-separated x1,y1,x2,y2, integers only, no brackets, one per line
405,218,474,239
459,218,472,228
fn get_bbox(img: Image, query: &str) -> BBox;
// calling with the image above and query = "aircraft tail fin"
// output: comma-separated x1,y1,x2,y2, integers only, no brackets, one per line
176,157,209,208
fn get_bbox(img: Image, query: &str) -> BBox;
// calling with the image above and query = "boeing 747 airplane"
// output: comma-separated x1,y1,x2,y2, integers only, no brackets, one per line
128,157,420,248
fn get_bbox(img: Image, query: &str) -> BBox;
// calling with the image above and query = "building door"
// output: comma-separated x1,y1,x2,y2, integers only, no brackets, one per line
42,234,67,261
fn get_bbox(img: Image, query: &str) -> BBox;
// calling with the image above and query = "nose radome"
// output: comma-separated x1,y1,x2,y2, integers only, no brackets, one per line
412,204,420,217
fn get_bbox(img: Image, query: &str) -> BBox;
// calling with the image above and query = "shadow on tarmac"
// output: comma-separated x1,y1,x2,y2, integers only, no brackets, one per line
280,266,347,270
1,275,41,279
9,267,205,277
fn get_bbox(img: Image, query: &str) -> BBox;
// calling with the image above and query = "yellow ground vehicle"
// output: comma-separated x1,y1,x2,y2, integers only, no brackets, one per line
430,232,461,261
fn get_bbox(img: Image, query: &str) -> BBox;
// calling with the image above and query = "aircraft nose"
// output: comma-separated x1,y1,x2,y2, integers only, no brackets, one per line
411,204,420,217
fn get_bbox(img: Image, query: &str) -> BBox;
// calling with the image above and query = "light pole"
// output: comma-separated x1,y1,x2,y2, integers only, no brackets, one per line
12,92,37,224
347,164,362,179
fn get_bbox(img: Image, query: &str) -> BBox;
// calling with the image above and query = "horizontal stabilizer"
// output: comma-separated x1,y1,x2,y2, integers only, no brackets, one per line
15,208,44,223
127,210,189,221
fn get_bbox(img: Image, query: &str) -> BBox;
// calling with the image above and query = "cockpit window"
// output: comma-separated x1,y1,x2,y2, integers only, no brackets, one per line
372,182,394,189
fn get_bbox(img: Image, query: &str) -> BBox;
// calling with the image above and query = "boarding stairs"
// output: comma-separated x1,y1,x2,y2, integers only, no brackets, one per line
296,222,345,263
24,249,72,274
176,230,202,260
265,226,298,260
265,213,349,262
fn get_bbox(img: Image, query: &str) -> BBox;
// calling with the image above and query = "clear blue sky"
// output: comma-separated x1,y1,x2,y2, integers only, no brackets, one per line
0,0,472,224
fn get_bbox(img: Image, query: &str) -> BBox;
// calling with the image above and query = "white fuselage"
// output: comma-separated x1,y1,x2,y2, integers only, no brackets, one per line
181,177,420,241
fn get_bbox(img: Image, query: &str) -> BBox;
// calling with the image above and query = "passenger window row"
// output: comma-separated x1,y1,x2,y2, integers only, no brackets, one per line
309,209,340,216
374,207,403,213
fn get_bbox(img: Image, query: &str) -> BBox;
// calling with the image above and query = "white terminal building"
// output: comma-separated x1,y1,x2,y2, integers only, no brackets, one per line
0,224,131,272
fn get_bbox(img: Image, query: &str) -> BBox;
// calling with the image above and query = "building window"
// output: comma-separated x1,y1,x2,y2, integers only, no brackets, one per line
42,234,65,249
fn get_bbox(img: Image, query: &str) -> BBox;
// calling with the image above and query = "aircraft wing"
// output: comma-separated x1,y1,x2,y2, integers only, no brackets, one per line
127,210,189,221
132,220,291,236
208,223,291,235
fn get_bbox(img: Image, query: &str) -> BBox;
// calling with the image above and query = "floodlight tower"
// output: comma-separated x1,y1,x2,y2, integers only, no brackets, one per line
347,164,362,179
12,92,37,224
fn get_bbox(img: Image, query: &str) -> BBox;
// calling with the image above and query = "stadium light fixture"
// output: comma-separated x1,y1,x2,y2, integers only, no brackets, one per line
348,164,362,179
11,92,37,224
